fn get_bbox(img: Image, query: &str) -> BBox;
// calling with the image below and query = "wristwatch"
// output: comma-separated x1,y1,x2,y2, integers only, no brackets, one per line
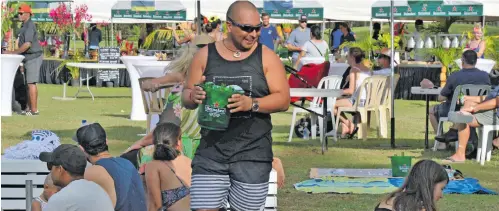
251,98,259,112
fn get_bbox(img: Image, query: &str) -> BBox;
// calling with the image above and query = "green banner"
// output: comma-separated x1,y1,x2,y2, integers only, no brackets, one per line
372,3,483,18
112,9,186,20
258,8,323,20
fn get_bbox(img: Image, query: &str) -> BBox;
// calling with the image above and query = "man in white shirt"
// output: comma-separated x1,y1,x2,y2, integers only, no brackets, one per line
39,144,114,211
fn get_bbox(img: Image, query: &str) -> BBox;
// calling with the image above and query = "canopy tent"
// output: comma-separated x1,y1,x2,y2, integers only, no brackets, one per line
111,0,187,21
372,0,484,21
255,0,323,20
370,0,492,148
6,0,73,22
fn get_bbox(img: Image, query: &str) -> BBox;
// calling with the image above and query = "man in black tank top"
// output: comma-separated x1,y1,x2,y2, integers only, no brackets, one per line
182,1,290,211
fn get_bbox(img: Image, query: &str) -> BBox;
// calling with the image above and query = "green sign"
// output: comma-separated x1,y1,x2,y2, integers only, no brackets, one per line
372,2,483,18
112,9,186,20
258,8,323,20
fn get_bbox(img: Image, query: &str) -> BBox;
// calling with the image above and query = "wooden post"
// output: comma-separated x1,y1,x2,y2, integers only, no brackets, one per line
440,66,447,87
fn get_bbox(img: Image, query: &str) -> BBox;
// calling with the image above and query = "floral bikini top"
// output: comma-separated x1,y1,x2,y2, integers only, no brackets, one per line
158,163,190,210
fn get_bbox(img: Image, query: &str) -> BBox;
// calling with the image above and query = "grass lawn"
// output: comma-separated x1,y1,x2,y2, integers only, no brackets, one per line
2,84,499,210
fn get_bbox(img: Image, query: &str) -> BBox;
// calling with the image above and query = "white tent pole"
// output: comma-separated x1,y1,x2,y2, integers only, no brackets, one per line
390,0,395,148
111,21,114,47
369,18,373,60
483,16,486,29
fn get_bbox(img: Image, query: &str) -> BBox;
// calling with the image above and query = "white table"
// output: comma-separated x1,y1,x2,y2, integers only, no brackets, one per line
290,88,343,154
64,63,126,101
133,61,171,131
1,54,25,116
411,87,442,149
121,56,158,121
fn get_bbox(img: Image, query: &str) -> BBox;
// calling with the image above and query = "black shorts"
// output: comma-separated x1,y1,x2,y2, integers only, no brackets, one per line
190,155,272,211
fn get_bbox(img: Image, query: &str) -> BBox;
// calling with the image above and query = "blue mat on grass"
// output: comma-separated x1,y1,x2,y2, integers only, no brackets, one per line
295,177,497,195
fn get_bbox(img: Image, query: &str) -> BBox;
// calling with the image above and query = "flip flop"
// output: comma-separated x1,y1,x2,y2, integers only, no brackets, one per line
442,157,465,164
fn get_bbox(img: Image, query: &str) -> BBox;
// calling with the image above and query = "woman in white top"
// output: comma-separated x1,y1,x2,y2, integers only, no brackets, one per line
293,25,328,70
333,47,372,138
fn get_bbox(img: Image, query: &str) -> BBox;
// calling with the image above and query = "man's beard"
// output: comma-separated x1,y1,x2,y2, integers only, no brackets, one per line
229,33,252,52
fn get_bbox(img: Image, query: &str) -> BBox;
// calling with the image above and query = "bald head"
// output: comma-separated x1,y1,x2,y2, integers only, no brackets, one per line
226,0,259,21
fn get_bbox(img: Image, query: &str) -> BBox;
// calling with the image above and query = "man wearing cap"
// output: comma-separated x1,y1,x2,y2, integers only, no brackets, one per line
39,144,114,211
75,123,147,211
286,15,311,68
4,4,43,116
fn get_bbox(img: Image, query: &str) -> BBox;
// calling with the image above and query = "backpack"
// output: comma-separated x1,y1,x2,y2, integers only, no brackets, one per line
294,113,334,138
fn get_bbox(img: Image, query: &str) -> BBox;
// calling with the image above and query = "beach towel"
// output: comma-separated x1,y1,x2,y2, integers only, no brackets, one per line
295,177,497,195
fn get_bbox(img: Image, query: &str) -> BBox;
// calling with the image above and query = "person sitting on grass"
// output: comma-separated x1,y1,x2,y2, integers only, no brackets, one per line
39,144,114,211
75,123,147,211
145,123,191,211
442,86,499,163
31,173,60,211
375,160,449,211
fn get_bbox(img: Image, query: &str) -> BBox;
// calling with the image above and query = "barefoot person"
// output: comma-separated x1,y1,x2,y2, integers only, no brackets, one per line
183,1,290,210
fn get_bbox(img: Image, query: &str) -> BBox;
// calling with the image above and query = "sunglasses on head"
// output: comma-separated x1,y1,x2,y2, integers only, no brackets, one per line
227,17,262,33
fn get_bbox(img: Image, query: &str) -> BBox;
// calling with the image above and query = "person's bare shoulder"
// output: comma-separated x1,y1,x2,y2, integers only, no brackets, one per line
84,165,109,181
261,45,282,70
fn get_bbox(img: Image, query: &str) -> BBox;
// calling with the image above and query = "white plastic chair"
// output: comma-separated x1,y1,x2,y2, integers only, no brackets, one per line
288,75,342,142
478,124,499,165
434,85,491,151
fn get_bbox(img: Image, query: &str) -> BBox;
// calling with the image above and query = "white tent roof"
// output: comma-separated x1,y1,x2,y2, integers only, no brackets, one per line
72,0,499,24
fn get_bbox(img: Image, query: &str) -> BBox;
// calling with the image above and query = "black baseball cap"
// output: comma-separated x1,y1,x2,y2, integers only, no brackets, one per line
39,144,87,176
299,15,307,22
73,123,106,148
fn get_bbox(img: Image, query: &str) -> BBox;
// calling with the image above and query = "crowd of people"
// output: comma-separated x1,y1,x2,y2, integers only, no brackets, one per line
3,1,499,211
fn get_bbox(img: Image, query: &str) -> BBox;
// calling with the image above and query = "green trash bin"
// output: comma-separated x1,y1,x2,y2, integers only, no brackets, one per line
390,152,413,177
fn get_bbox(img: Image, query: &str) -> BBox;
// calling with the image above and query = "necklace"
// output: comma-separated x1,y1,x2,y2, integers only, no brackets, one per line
222,39,241,58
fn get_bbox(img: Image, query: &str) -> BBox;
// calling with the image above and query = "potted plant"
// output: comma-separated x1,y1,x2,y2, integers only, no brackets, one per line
49,3,92,59
1,2,16,51
55,50,83,87
425,47,462,87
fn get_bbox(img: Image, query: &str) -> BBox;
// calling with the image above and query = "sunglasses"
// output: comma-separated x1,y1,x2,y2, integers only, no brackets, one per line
18,12,25,16
227,17,262,33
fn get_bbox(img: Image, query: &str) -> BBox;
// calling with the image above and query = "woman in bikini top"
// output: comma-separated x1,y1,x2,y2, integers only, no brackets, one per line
145,123,191,211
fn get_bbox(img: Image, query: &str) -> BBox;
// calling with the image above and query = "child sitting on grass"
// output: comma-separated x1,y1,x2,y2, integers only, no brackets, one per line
31,173,60,211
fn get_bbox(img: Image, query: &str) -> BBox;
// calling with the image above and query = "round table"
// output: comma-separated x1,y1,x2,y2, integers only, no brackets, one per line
121,56,158,121
1,54,25,116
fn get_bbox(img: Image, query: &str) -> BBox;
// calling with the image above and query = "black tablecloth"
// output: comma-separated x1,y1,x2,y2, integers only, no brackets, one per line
395,66,441,100
39,59,132,87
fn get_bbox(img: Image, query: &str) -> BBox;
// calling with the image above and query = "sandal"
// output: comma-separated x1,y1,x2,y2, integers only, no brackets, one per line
344,127,359,139
442,157,465,164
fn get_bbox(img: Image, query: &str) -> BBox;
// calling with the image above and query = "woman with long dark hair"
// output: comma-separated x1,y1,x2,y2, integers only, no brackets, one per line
375,160,449,211
145,123,191,211
293,25,328,69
